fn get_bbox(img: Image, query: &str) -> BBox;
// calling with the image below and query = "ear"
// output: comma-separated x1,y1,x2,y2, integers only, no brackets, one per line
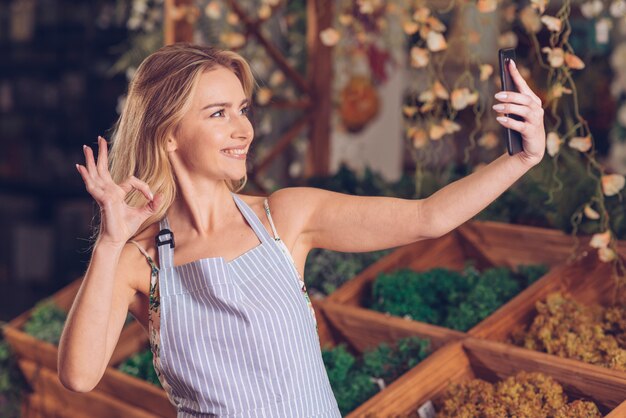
165,135,178,152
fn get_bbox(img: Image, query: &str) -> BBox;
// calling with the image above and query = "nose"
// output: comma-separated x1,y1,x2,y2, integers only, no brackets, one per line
231,112,253,140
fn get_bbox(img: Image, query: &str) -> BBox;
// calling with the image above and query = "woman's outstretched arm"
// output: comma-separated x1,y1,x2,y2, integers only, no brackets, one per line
270,59,545,253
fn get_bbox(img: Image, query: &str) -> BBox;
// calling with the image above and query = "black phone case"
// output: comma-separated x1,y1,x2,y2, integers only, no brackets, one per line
498,48,524,155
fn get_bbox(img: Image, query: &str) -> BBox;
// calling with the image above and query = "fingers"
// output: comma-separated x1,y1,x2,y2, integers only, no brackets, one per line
492,102,533,120
82,143,98,179
96,136,109,177
119,175,154,202
508,60,542,106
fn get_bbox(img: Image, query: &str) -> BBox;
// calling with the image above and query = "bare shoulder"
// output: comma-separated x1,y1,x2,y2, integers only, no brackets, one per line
120,223,161,295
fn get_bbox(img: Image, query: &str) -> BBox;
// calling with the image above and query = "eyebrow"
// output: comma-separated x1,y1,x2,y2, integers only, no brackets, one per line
201,98,249,111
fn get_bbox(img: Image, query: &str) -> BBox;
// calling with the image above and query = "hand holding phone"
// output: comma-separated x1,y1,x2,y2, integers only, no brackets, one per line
498,48,524,155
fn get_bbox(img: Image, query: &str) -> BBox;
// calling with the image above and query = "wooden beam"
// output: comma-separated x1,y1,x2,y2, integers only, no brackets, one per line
164,0,196,45
226,0,310,94
305,0,334,177
254,113,309,173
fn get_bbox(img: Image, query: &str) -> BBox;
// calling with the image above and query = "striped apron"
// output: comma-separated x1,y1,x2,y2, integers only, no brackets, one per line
152,192,341,417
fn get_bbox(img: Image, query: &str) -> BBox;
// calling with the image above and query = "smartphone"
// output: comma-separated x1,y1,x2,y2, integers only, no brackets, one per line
498,48,524,155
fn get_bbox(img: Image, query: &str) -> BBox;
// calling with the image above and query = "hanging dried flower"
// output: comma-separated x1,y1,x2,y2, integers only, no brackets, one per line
410,46,430,68
583,204,600,220
478,132,499,149
418,89,435,103
546,132,562,156
590,230,611,248
498,31,519,48
420,102,435,113
564,52,586,69
413,7,430,22
269,70,285,87
226,12,239,25
549,83,573,99
542,47,565,68
204,1,222,19
451,88,479,110
338,13,353,26
568,135,592,152
480,64,494,81
256,87,273,105
220,32,246,48
403,21,419,35
408,126,429,148
531,0,548,14
429,123,446,140
319,27,340,46
442,119,461,133
426,16,446,32
433,80,449,99
598,247,617,262
427,31,447,52
610,0,626,18
541,15,562,32
581,0,604,19
402,105,419,118
601,174,626,196
477,0,497,13
258,4,272,20
520,7,542,33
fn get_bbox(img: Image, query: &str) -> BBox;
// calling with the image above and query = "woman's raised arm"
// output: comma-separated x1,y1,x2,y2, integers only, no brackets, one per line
57,136,161,392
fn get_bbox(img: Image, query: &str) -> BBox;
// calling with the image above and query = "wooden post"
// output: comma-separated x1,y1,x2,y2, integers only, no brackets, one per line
164,0,195,45
305,0,334,177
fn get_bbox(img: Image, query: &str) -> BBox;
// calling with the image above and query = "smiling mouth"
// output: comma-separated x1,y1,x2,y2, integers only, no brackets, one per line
220,148,247,158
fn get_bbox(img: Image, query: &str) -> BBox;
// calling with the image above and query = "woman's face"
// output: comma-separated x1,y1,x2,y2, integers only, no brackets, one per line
169,66,253,182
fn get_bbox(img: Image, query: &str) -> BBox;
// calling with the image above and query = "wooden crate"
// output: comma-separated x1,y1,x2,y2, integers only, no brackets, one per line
323,221,570,347
352,337,626,417
469,249,626,374
314,298,463,418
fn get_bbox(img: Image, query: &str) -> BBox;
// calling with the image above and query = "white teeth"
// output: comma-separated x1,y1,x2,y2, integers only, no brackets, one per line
222,148,246,155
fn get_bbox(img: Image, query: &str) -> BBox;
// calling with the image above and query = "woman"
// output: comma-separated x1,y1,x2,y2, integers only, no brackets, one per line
57,43,545,417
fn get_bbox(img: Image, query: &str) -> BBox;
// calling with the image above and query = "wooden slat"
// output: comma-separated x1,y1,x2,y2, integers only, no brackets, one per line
226,0,309,94
353,338,626,417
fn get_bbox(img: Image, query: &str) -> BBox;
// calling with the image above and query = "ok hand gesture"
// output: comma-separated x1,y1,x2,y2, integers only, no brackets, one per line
76,136,161,247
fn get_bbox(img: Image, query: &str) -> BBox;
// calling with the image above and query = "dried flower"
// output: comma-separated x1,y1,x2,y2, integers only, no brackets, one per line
433,80,449,99
480,64,494,81
478,132,499,149
581,0,604,19
565,52,586,69
410,46,429,68
204,1,222,19
546,132,562,156
451,88,479,111
429,123,446,140
568,135,592,152
590,230,611,248
319,28,340,46
542,47,565,68
541,15,562,32
402,106,419,118
531,0,548,14
601,174,626,196
477,0,497,13
520,6,542,33
583,204,600,220
427,31,447,52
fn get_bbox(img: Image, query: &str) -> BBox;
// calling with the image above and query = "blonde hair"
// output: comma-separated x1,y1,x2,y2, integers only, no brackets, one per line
102,43,256,242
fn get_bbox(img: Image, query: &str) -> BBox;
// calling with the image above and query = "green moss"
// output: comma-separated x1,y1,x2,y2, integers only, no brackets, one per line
22,299,67,345
322,336,430,415
370,263,548,332
117,348,162,388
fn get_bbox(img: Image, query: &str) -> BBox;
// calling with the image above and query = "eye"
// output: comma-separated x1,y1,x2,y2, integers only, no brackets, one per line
240,106,251,116
210,109,225,118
